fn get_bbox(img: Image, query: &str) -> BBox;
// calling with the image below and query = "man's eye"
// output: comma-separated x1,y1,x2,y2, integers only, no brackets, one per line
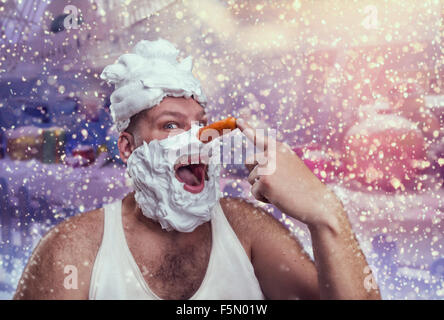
164,122,179,129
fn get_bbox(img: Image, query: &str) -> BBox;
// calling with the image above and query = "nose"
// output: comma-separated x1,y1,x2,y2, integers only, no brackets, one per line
198,117,237,143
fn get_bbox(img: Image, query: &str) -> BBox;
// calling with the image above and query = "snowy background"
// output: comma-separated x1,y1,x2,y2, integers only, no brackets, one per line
1,0,444,299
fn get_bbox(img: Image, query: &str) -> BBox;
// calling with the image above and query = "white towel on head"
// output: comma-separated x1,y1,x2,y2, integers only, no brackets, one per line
101,39,207,132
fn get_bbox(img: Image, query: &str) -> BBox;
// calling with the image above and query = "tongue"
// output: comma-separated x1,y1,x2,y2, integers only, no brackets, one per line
176,166,200,186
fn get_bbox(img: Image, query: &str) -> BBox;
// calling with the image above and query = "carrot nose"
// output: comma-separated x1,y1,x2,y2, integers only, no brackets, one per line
198,117,237,143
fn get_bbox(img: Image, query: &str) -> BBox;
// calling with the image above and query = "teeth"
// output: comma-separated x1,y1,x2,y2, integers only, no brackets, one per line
174,153,205,170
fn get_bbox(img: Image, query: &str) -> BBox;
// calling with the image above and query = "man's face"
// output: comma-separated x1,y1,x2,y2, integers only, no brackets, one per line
138,96,208,144
118,96,208,163
122,96,221,232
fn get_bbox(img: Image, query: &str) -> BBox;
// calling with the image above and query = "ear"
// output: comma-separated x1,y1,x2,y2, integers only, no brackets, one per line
118,132,137,164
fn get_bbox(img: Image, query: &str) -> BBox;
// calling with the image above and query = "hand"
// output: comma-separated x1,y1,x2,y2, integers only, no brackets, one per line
236,118,343,228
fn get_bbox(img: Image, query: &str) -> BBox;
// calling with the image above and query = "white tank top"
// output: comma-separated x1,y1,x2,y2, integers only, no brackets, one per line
89,200,265,300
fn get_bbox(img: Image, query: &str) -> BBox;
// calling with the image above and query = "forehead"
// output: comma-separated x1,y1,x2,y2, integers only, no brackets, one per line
146,97,206,121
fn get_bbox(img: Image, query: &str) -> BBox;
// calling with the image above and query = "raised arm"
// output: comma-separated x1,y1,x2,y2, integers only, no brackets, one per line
236,118,381,300
221,197,320,299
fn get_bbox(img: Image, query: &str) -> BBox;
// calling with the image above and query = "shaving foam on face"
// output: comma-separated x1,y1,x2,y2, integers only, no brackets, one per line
126,125,222,232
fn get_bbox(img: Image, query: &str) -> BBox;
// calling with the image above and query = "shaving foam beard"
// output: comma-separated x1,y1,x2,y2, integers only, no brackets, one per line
126,125,222,232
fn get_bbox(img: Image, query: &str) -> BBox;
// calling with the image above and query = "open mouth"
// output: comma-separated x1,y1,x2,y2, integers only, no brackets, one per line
174,155,209,194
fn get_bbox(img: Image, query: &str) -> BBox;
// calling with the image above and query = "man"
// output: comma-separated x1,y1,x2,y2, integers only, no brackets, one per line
14,39,380,300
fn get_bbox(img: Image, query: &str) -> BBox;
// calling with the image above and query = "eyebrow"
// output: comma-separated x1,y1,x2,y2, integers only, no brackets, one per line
154,111,187,121
154,110,207,122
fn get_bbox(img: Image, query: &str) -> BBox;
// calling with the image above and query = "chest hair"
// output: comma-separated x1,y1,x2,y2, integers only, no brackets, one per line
134,231,212,300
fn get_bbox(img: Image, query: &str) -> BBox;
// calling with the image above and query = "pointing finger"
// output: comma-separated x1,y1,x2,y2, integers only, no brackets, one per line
236,118,268,151
251,181,270,203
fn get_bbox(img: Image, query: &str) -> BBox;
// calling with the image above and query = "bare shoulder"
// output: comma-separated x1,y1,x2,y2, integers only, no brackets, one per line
220,198,318,300
220,196,287,228
220,196,269,223
13,207,105,300
219,197,286,248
